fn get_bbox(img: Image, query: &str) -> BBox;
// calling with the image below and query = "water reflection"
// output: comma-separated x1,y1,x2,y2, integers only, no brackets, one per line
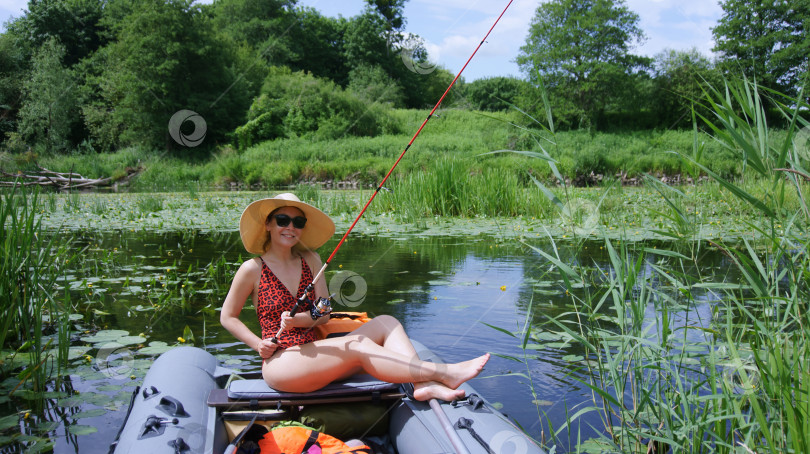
18,230,743,453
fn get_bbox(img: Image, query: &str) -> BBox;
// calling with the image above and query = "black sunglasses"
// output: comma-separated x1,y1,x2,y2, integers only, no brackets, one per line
273,214,307,229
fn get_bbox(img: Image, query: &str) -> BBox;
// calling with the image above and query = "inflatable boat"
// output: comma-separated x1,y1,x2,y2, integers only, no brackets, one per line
109,315,546,454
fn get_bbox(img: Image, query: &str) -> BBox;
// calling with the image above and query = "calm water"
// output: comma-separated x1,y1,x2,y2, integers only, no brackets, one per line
10,230,739,453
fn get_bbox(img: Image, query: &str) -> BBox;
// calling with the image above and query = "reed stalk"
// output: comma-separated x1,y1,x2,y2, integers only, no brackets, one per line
498,76,809,453
1,186,77,392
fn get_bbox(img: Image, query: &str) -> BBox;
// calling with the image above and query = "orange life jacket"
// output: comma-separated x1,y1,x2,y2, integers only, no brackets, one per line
258,426,372,454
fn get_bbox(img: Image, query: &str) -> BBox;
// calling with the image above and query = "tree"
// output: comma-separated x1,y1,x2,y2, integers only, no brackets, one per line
13,38,77,153
516,0,648,129
364,0,407,49
5,0,105,66
465,77,528,111
652,48,722,128
712,0,810,96
85,0,251,150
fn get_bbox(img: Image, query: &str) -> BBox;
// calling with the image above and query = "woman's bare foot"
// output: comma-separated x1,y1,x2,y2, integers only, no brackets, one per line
413,381,466,401
442,353,490,390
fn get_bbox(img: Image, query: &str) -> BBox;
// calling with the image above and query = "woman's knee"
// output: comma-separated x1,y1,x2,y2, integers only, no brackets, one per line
372,314,402,331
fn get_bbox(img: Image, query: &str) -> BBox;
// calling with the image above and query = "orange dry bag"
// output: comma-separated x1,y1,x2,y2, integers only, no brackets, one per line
258,426,371,454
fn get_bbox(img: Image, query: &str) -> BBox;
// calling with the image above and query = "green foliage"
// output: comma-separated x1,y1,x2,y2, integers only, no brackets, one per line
84,0,250,150
517,0,649,130
235,67,399,148
348,64,405,107
652,48,723,128
464,77,528,112
11,38,78,153
712,0,810,96
513,75,810,454
1,187,76,391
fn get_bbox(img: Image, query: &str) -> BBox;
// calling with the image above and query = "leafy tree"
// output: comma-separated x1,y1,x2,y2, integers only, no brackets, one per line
234,67,398,148
465,77,528,111
5,0,105,66
516,0,648,130
0,32,28,145
85,0,251,150
348,63,405,106
712,0,810,95
652,48,722,128
285,8,350,85
13,38,77,153
364,0,407,49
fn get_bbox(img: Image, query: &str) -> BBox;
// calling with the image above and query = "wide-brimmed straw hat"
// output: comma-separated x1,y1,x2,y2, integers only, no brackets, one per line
239,193,335,254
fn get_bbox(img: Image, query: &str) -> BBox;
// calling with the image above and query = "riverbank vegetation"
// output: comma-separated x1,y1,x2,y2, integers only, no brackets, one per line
500,77,810,452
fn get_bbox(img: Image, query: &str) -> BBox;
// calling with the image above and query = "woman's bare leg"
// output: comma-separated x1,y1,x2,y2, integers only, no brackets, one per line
262,318,489,400
346,316,474,401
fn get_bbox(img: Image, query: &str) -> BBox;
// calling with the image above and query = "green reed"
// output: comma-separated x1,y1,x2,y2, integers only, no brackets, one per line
377,157,553,219
496,76,809,453
0,186,77,392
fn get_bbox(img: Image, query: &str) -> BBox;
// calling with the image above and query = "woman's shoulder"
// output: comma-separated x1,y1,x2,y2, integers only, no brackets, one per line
237,257,263,275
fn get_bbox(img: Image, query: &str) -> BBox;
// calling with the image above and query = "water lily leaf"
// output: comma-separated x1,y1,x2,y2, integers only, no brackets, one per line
96,385,123,392
561,355,584,362
67,424,98,435
0,414,18,431
427,280,451,286
115,336,147,346
532,399,553,406
82,330,129,344
385,299,405,305
58,396,84,407
34,421,59,433
138,342,173,355
73,408,107,419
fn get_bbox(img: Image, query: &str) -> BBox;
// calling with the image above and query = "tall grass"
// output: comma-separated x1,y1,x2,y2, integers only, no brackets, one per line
1,187,78,392
502,76,809,453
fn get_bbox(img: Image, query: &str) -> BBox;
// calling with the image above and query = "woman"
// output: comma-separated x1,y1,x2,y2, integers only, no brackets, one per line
220,193,489,401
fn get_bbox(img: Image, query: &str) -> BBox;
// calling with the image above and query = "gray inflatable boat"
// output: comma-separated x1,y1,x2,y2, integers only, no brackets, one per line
109,343,545,454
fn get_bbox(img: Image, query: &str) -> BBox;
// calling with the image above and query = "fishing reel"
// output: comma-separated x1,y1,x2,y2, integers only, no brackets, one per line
310,296,333,320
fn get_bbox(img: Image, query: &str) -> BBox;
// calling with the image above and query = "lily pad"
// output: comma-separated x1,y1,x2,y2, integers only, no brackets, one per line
116,336,147,346
138,341,173,355
73,408,107,419
0,414,18,431
82,330,129,344
385,299,405,305
67,424,98,436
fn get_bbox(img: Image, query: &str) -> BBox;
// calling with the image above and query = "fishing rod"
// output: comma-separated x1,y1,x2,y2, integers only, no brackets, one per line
273,0,514,341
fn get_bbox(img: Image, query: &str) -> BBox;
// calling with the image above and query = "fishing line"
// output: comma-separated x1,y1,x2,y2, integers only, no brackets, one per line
273,0,514,341
311,0,515,288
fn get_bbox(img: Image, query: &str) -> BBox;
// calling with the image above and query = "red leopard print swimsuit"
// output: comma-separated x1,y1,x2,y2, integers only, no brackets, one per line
256,257,318,349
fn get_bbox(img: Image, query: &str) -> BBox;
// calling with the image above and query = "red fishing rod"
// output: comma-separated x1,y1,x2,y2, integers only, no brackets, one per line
273,0,514,341
313,0,514,286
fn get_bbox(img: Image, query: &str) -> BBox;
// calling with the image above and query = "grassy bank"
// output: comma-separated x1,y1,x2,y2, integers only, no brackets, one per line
1,108,757,192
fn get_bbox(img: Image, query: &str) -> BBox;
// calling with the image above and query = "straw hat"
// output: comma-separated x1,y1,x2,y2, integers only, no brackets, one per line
239,193,335,254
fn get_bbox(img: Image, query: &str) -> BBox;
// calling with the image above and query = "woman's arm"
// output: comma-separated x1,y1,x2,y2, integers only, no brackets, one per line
220,259,277,357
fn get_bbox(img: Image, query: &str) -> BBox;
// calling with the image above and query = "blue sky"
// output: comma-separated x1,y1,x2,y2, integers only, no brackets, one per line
1,0,724,81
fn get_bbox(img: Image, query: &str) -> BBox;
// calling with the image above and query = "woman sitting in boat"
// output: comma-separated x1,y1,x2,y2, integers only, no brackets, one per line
220,193,489,402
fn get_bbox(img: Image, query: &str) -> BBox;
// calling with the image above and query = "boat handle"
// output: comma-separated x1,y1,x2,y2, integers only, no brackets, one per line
156,396,190,418
142,386,159,400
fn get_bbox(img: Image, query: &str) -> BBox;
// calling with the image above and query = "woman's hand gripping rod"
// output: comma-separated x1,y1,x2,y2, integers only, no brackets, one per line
269,266,332,344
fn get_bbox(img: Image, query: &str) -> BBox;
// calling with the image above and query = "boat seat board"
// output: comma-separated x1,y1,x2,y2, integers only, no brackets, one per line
208,375,403,408
227,374,398,399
